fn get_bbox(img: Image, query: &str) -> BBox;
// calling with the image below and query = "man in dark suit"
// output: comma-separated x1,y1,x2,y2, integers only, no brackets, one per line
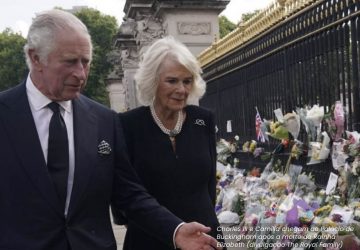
0,9,221,250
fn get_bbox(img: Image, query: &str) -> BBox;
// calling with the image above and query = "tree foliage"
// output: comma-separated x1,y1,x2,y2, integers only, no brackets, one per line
219,15,236,39
0,28,27,91
241,10,260,23
218,10,261,39
0,9,118,106
75,8,118,106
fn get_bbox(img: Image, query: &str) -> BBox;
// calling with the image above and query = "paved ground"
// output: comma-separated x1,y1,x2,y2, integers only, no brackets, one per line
112,224,244,250
113,224,126,249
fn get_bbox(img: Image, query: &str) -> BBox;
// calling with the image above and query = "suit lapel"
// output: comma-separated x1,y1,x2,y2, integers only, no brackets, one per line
67,97,97,216
0,83,63,216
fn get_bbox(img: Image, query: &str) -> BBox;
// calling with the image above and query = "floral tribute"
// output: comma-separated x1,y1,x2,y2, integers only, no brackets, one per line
215,102,360,249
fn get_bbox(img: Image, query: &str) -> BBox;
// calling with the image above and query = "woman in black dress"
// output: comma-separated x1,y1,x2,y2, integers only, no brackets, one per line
117,36,224,250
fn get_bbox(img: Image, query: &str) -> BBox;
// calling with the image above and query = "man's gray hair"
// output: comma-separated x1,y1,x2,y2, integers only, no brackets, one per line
135,36,206,106
24,9,92,70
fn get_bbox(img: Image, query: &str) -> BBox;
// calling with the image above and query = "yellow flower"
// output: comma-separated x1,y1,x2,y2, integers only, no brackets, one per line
249,140,257,153
242,141,250,152
314,205,332,217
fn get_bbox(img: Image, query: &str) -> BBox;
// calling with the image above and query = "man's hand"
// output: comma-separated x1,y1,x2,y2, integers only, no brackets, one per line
175,222,222,250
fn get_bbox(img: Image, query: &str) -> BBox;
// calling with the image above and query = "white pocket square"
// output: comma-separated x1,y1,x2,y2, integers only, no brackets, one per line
97,140,112,155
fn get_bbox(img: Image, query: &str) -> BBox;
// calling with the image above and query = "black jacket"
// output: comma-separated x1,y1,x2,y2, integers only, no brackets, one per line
0,82,181,250
118,105,222,250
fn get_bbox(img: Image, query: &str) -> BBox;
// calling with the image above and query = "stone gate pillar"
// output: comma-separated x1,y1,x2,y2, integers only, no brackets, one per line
106,49,126,112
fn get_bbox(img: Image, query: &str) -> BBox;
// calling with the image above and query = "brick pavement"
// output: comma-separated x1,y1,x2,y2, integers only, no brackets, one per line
112,224,245,250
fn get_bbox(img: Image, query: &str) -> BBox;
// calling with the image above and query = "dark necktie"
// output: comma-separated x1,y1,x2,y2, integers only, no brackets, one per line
47,102,69,211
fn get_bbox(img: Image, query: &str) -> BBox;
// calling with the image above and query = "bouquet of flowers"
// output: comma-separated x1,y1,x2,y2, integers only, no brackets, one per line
307,131,331,165
324,101,345,142
216,135,240,167
214,101,360,249
296,105,324,142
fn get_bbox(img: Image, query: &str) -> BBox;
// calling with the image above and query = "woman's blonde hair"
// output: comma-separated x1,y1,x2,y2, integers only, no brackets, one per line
135,36,206,106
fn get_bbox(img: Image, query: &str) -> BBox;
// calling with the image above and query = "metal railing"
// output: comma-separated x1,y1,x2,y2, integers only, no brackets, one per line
199,0,360,184
201,0,360,140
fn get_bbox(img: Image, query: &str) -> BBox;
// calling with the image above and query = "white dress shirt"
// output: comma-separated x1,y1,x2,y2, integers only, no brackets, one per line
26,74,75,216
26,75,182,246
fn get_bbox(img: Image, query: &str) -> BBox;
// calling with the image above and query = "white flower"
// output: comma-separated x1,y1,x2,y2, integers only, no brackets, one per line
297,105,324,141
306,105,324,127
229,144,237,153
351,158,360,176
283,111,300,139
346,131,360,144
233,158,239,167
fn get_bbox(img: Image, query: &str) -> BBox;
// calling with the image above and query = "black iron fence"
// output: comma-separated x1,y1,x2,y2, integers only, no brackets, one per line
200,0,360,141
200,0,360,185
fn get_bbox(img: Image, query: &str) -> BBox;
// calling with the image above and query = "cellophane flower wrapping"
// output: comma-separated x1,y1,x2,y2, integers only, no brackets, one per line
307,132,330,165
297,107,316,141
307,104,324,138
297,105,324,141
324,101,345,142
288,164,303,192
283,111,301,140
267,121,289,140
216,136,240,167
331,140,347,170
334,101,345,141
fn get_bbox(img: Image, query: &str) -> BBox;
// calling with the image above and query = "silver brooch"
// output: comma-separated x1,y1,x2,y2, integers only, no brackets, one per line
97,140,112,155
194,119,206,126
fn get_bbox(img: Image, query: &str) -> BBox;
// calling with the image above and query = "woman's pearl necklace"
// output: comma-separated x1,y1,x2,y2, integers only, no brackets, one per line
150,103,184,138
